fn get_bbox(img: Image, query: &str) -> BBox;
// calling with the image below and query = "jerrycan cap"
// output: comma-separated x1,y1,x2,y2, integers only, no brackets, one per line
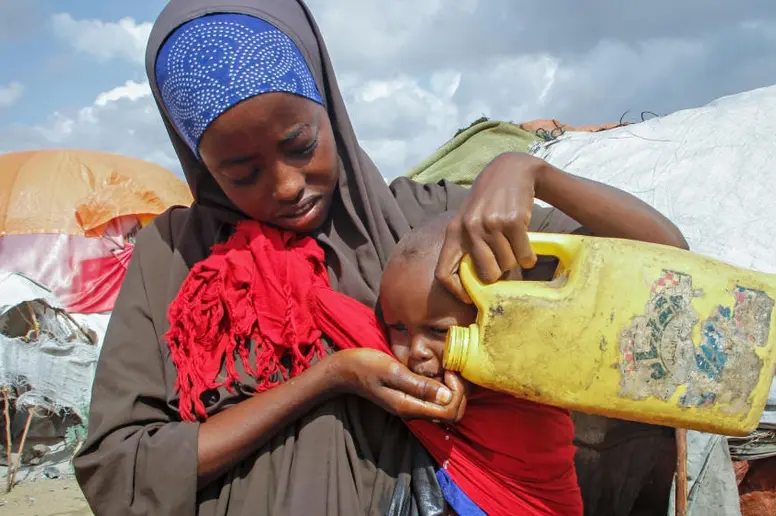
444,324,478,372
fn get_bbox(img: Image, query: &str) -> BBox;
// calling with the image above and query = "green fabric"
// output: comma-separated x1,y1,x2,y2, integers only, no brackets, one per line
402,119,539,187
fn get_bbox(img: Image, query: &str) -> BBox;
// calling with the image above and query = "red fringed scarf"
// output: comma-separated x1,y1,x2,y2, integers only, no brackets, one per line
165,220,391,421
165,220,581,516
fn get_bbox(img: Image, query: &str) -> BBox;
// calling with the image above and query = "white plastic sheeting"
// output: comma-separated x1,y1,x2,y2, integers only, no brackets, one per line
0,271,111,418
1,272,111,482
532,85,776,516
0,273,103,415
533,84,776,275
0,273,57,315
668,431,742,516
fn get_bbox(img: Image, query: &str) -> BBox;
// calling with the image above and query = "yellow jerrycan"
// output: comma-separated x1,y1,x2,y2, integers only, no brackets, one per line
443,233,776,436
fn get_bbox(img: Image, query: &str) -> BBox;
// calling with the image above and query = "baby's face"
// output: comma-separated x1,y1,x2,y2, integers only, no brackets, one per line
380,255,477,382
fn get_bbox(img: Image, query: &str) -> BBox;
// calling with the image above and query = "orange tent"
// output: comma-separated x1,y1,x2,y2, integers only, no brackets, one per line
0,149,192,313
0,149,193,237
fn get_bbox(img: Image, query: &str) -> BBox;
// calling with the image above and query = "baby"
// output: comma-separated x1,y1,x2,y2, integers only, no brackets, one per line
379,212,583,516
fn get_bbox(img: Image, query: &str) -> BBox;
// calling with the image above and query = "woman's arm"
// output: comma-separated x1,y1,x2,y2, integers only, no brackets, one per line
533,158,689,249
196,357,340,485
197,348,468,486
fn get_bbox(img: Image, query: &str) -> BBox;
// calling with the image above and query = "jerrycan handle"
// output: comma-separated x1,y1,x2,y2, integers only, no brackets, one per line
459,232,579,307
524,232,577,271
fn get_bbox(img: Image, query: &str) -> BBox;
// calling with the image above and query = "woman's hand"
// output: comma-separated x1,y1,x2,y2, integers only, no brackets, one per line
435,151,689,303
332,348,468,423
436,152,542,302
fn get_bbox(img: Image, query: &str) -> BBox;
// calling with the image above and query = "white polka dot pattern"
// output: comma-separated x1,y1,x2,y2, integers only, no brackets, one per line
155,14,322,152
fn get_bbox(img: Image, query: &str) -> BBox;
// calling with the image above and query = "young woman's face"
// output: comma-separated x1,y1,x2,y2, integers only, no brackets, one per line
198,92,339,233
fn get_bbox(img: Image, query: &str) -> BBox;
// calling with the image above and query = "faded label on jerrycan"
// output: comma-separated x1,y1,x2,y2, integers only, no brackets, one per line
618,269,775,414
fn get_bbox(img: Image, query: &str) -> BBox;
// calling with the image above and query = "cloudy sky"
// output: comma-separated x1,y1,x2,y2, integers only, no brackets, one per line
2,0,776,179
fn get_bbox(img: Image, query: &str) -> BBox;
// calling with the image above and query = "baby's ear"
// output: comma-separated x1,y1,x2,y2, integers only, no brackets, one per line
500,267,523,281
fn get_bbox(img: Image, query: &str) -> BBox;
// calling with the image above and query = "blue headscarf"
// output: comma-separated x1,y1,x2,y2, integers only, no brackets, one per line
154,13,323,152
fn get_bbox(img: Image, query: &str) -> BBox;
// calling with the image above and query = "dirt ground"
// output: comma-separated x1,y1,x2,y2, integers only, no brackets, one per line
0,478,92,516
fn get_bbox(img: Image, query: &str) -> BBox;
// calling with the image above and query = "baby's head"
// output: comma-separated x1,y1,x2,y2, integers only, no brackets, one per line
379,212,477,382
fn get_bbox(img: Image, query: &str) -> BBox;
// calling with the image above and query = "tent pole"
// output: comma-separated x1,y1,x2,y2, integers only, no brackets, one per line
676,428,688,516
2,387,12,493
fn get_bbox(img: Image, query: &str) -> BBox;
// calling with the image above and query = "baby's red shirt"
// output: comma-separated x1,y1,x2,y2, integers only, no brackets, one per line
408,388,582,516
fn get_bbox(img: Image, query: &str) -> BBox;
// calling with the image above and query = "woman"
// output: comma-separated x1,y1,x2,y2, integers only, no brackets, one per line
73,1,688,515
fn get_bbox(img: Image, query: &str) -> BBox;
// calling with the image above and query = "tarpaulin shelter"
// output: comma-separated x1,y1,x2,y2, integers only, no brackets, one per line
0,149,193,313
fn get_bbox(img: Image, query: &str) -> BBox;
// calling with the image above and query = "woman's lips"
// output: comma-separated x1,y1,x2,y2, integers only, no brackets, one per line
280,196,319,219
277,196,324,228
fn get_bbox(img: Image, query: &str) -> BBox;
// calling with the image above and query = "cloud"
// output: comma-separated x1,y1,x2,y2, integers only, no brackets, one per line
0,80,181,173
0,81,24,108
5,3,776,180
339,56,563,172
94,80,152,106
307,0,776,74
51,13,152,65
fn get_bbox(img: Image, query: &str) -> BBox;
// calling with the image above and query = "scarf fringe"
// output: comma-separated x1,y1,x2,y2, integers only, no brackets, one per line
166,221,330,422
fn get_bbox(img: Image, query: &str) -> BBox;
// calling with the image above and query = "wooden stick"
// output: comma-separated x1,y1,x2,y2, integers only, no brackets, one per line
26,302,39,340
18,302,40,341
55,308,96,345
9,408,33,490
676,428,688,516
2,387,12,493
